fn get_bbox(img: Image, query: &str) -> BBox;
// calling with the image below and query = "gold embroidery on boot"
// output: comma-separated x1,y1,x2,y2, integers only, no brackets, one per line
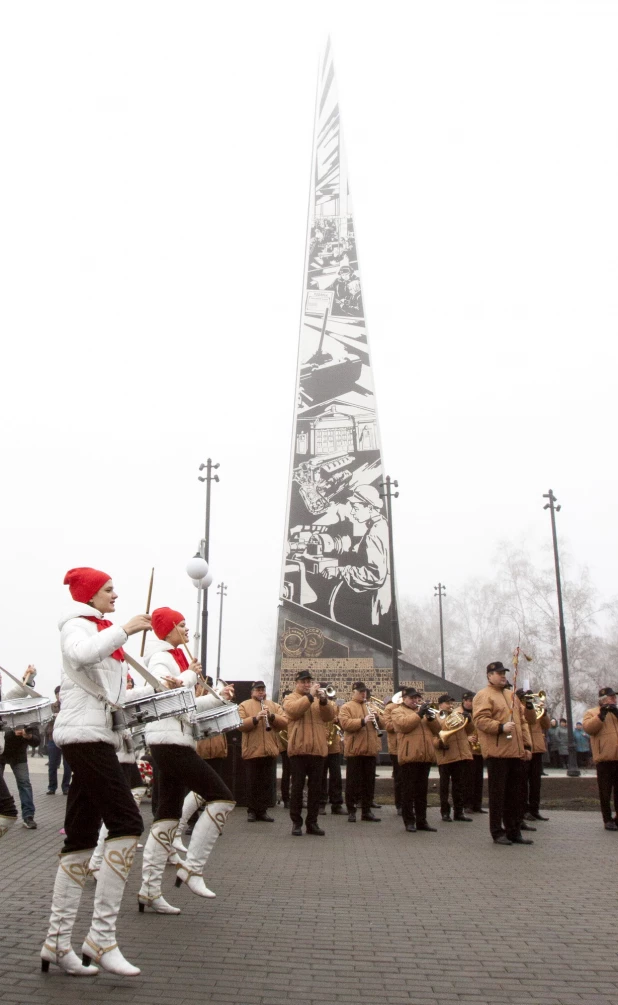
60,856,91,888
105,840,137,882
151,821,179,854
205,800,235,835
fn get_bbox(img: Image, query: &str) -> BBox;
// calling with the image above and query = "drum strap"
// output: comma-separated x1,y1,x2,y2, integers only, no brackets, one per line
61,662,123,711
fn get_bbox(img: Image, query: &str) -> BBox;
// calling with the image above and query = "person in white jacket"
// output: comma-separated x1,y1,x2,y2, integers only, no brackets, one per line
138,606,235,914
41,567,151,979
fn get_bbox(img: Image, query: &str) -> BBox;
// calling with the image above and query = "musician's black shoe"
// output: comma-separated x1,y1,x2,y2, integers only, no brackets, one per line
46,790,56,795
405,823,416,832
370,802,382,809
441,814,452,822
306,824,325,836
473,807,488,814
23,817,37,829
526,812,549,821
331,805,346,815
396,807,403,816
511,835,533,844
318,805,327,815
520,821,536,831
493,835,513,845
256,813,274,822
247,811,257,822
361,813,381,822
291,826,303,836
416,822,437,832
604,820,618,831
347,813,357,823
454,814,473,822
283,801,289,809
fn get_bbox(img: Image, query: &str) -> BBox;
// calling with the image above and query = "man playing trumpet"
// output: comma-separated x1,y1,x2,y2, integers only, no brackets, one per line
339,682,384,823
283,671,335,836
391,689,441,832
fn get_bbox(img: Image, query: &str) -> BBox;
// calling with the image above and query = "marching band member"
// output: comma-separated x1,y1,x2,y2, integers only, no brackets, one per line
0,672,20,838
382,694,402,815
320,689,345,815
434,693,473,823
518,687,550,823
41,567,151,977
583,687,618,831
472,661,536,846
460,691,486,815
238,680,287,822
391,689,441,832
138,607,235,913
339,682,384,822
283,670,334,836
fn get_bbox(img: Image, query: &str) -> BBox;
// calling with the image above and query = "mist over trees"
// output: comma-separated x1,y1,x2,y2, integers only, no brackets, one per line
399,541,618,714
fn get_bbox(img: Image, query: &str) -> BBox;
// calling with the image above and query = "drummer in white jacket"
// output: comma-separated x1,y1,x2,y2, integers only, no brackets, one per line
41,567,151,979
138,606,235,914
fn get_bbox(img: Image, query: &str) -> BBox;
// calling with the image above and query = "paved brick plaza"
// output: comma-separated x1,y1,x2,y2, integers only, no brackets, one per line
1,772,616,1005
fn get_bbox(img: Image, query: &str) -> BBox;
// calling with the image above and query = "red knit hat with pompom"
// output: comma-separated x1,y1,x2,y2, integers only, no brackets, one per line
151,607,185,640
64,567,111,603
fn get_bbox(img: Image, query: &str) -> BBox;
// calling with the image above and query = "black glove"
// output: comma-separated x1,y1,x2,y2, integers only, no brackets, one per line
516,688,533,701
418,703,429,719
607,705,618,717
599,705,610,720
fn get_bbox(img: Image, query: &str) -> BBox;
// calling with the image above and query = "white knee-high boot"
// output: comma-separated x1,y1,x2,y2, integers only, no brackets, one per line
175,800,235,898
41,850,100,976
89,786,146,875
138,820,181,914
0,815,17,840
82,835,141,977
172,791,205,855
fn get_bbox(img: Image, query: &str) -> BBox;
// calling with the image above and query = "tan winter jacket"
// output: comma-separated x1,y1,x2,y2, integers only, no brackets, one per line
583,706,618,763
339,700,384,757
196,733,228,760
382,701,400,756
238,699,287,759
472,685,536,759
527,711,550,754
391,704,441,764
283,690,335,757
433,711,474,765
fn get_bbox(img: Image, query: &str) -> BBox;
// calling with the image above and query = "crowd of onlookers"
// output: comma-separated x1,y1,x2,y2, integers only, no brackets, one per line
545,718,592,769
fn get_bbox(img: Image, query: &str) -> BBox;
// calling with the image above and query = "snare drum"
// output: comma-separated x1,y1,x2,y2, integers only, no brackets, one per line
0,697,53,731
193,703,241,738
112,688,197,732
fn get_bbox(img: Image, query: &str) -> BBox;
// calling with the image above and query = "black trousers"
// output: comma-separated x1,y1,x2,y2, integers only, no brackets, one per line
245,756,276,814
464,755,484,810
61,741,144,853
0,772,17,817
486,757,525,840
280,751,290,803
150,744,233,821
345,755,376,815
596,760,618,822
320,752,343,807
526,752,544,815
438,761,466,816
400,761,431,827
390,753,402,809
121,761,143,789
289,754,324,827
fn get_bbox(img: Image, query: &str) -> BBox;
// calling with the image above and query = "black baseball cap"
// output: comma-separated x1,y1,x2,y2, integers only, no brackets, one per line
251,680,266,689
352,681,368,692
487,661,509,673
295,670,314,681
402,687,422,698
438,693,455,704
461,691,474,701
599,687,616,698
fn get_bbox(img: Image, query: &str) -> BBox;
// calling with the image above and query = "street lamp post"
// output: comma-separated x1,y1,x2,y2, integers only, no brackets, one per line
543,489,580,777
379,475,400,695
434,583,446,679
197,459,220,674
215,583,227,680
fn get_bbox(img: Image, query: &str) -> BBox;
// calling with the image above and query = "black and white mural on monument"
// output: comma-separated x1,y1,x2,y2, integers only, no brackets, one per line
282,41,391,647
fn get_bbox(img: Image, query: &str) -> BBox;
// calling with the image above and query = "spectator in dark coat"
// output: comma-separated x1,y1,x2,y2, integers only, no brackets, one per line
46,686,72,795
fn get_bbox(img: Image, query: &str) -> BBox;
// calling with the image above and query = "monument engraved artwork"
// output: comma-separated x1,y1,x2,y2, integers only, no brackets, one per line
282,40,392,647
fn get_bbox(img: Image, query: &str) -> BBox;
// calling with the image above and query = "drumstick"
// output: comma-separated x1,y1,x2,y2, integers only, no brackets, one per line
173,622,194,662
139,567,155,657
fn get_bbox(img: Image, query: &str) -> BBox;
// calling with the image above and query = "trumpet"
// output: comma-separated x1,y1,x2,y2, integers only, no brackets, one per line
260,698,272,731
419,702,440,720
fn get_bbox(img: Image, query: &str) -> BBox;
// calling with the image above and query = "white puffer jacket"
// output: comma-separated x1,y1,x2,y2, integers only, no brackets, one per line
53,603,150,751
143,639,219,749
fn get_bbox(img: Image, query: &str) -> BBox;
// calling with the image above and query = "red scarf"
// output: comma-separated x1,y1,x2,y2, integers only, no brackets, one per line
168,648,189,673
81,616,125,662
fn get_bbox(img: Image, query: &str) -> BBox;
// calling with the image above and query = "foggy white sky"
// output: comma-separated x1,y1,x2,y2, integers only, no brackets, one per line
1,1,617,697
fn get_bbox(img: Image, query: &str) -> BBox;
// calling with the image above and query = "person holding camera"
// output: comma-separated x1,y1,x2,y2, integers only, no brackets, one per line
0,665,39,829
583,687,618,830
